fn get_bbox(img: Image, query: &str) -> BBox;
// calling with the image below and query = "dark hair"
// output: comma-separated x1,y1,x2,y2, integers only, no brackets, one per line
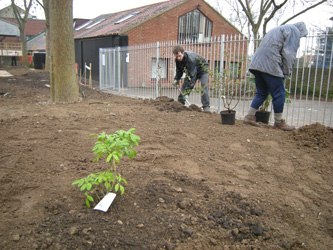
173,45,184,55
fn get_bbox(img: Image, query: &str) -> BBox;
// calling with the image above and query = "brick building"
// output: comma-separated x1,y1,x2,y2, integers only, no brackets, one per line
74,0,243,82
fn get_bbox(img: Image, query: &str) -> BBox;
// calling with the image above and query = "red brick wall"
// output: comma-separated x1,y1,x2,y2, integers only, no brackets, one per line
126,0,241,46
124,0,245,88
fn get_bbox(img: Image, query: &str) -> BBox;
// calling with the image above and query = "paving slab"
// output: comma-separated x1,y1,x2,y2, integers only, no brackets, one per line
0,70,13,77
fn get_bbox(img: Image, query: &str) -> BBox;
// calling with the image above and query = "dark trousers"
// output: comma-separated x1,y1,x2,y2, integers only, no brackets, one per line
250,70,285,113
11,56,17,66
178,73,210,108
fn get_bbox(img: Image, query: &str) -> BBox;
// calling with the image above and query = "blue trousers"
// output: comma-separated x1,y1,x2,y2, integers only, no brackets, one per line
250,70,285,113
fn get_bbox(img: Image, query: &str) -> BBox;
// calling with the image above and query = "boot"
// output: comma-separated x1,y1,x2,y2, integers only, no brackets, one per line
273,119,295,131
243,115,259,127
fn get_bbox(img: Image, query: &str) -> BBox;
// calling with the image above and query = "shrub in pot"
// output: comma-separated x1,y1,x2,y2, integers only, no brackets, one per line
198,55,242,125
255,89,291,123
247,81,291,124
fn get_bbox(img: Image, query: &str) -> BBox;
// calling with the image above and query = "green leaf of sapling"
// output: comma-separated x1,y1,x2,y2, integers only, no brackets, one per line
128,149,136,159
128,128,136,133
120,185,125,195
72,179,82,185
86,199,91,208
106,154,112,162
80,183,87,191
87,195,94,202
113,154,119,164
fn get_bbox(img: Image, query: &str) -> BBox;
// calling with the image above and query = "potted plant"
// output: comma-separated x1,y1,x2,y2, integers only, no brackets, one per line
190,54,243,125
255,89,291,124
219,80,241,125
203,58,242,125
255,94,272,123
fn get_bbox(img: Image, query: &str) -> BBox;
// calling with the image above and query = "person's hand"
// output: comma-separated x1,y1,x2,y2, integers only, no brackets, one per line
183,94,188,100
173,80,179,86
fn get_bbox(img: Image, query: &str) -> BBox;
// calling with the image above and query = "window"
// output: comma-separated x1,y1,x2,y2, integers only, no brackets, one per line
213,61,240,78
151,58,169,79
178,9,212,42
213,60,228,76
85,19,105,29
75,20,93,31
115,12,140,24
229,62,241,78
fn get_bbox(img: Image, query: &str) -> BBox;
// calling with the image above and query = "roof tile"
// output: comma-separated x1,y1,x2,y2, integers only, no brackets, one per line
74,0,185,39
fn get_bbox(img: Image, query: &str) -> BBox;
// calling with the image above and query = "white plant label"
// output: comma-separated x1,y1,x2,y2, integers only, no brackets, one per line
93,193,116,212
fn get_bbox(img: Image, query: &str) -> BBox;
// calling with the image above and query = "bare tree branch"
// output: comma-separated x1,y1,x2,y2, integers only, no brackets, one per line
281,0,327,25
11,0,33,66
35,0,44,10
263,0,288,34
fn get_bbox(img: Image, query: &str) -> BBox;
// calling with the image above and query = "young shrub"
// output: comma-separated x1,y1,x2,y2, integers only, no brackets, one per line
72,128,140,208
196,54,243,113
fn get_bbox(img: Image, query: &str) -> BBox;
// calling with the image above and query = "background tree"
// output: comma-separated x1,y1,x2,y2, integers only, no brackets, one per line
11,0,33,66
215,0,330,41
49,0,78,103
214,0,253,39
36,0,50,71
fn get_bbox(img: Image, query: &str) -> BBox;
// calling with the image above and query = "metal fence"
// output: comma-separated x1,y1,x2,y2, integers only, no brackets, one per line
0,42,24,56
99,33,332,128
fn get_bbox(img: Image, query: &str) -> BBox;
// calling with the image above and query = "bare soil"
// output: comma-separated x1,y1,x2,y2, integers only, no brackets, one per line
0,67,332,250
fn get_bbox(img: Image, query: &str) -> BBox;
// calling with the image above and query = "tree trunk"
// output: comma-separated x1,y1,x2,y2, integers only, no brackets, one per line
49,0,78,103
11,0,32,67
43,0,51,71
19,24,28,66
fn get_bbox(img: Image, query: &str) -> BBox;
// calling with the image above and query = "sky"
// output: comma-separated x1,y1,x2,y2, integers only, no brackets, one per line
0,0,332,32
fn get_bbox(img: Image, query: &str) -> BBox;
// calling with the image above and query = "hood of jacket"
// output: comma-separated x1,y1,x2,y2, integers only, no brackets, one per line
293,22,308,37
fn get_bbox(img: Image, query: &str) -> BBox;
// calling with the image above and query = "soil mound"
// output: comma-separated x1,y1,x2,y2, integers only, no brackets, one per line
293,123,333,150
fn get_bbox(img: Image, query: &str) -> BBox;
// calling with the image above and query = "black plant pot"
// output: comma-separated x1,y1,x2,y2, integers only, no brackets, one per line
255,111,271,124
220,110,236,125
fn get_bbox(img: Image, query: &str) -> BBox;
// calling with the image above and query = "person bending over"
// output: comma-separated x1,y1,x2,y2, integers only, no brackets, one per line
244,22,308,131
172,45,210,111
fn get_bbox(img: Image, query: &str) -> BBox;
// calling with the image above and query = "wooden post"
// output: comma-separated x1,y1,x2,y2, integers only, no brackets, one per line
89,63,92,88
84,62,86,86
79,67,81,84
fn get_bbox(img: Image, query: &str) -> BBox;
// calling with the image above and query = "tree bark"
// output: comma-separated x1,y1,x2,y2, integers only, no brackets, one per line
37,0,51,71
49,0,78,103
11,0,32,66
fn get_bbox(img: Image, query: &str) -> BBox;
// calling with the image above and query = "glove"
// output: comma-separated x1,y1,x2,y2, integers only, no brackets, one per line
173,80,179,86
183,94,188,100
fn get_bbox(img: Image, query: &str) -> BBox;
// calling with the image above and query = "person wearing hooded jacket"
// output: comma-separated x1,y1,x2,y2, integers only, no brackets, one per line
243,22,308,131
172,45,210,111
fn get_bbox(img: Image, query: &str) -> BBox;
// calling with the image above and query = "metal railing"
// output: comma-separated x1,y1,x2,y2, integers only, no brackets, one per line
0,43,22,56
100,33,332,128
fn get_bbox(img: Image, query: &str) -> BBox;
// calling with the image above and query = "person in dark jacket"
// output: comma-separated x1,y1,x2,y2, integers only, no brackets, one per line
244,22,308,131
11,51,17,66
173,45,210,111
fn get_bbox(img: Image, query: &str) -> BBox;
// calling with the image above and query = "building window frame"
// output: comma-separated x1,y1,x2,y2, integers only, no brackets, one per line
178,9,212,43
151,58,169,80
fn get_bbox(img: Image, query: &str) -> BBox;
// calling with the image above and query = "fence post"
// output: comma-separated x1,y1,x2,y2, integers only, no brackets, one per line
117,47,121,93
99,48,102,90
156,42,160,98
218,35,225,113
89,63,92,88
112,48,116,91
84,62,87,86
